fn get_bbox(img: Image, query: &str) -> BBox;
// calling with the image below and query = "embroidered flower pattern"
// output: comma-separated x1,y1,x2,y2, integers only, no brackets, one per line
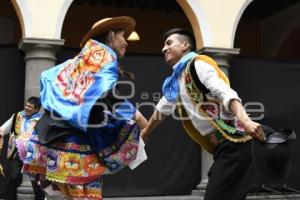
183,65,252,143
234,118,245,132
56,40,114,104
83,156,106,176
60,154,83,177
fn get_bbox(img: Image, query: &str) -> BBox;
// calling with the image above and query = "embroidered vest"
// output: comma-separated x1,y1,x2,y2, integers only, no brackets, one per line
7,112,40,159
177,55,252,153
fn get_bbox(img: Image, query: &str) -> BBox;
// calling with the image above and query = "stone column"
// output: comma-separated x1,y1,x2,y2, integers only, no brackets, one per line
192,47,240,196
19,38,65,101
197,47,240,76
17,38,64,200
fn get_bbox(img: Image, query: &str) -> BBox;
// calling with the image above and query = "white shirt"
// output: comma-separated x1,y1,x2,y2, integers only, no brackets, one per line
0,113,36,136
0,114,14,136
156,59,241,136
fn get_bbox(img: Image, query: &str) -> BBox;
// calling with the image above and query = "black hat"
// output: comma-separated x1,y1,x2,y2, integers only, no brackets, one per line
252,125,296,183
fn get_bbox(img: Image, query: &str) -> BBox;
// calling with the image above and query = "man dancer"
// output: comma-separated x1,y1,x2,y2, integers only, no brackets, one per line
141,28,265,200
0,96,45,200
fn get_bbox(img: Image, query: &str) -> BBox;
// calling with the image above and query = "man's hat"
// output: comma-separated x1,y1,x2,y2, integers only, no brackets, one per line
252,125,296,183
80,16,136,47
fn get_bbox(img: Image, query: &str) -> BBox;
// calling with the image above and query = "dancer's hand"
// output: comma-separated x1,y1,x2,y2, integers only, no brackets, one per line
229,99,265,142
134,111,148,130
240,118,265,142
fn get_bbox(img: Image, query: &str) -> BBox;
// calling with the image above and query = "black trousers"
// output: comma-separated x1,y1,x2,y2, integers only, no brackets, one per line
5,155,45,200
204,140,255,200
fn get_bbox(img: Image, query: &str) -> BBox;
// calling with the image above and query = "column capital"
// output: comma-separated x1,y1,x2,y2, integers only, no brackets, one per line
18,37,65,101
197,47,240,67
18,37,65,62
19,37,65,48
197,47,240,76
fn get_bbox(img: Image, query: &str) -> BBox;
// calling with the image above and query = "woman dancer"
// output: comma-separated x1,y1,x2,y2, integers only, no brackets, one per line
22,16,147,200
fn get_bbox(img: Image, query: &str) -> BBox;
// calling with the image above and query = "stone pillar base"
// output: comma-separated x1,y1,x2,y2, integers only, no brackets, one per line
191,190,300,199
191,179,207,196
46,194,65,200
191,189,206,197
246,193,300,199
17,184,34,200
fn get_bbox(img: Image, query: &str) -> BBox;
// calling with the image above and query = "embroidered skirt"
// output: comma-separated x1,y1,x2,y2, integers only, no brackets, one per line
22,118,141,200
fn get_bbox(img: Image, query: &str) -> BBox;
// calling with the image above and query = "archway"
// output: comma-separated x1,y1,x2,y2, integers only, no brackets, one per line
0,0,25,198
235,0,300,58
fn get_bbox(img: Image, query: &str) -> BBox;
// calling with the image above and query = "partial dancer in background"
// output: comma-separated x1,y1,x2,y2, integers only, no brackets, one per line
0,97,45,200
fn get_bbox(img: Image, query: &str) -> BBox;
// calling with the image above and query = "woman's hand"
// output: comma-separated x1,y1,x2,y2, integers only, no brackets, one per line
140,129,149,144
134,111,148,130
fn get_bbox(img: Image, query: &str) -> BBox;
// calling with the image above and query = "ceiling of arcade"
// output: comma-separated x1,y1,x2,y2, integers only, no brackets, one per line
1,0,300,59
61,0,191,54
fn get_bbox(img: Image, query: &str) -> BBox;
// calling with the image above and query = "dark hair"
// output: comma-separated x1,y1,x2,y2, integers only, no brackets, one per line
92,29,123,44
163,28,196,51
92,30,135,81
26,96,41,110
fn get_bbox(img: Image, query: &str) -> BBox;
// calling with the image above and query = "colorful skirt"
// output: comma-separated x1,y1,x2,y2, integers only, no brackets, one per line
22,118,142,200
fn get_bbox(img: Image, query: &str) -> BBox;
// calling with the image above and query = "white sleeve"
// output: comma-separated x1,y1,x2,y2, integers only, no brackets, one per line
195,60,241,111
156,96,176,116
0,114,14,136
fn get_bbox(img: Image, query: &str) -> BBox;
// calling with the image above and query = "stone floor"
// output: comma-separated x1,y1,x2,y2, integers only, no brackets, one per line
105,196,201,200
46,193,300,200
1,193,299,200
104,193,300,200
12,185,300,200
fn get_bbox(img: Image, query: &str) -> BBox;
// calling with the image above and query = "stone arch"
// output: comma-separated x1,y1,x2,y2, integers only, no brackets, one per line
11,0,32,37
177,0,205,49
231,0,253,48
54,0,73,38
178,0,254,49
11,0,73,39
234,0,264,56
271,18,300,58
60,1,193,53
0,0,22,43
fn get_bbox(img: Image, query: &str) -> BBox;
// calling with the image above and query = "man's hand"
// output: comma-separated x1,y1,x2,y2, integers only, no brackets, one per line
229,99,265,142
240,118,265,142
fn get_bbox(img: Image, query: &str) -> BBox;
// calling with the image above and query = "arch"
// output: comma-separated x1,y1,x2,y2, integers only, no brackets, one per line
178,0,254,49
11,0,32,37
61,1,193,53
11,0,73,39
0,0,22,44
231,0,253,47
54,0,73,38
177,0,205,49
